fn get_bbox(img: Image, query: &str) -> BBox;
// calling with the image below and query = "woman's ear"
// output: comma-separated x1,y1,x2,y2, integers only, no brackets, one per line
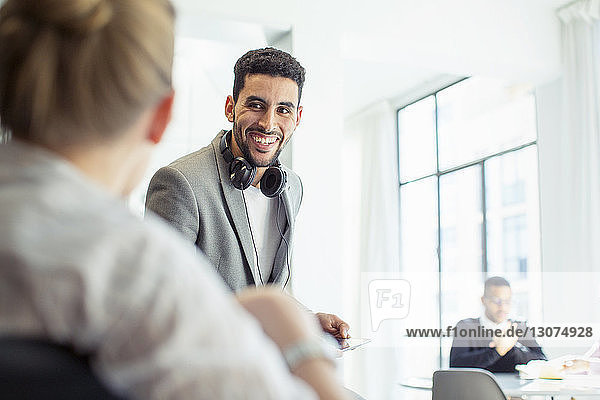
148,91,175,144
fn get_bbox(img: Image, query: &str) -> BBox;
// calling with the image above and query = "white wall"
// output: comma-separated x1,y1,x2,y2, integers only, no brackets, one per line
290,21,346,315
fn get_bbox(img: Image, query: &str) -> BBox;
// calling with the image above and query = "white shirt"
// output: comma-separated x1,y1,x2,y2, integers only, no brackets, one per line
480,313,511,331
242,185,285,284
0,141,315,400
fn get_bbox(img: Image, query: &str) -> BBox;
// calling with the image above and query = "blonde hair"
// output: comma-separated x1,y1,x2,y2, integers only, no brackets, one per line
0,0,174,147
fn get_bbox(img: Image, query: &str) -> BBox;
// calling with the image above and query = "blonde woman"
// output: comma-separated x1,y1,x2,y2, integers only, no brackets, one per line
0,1,348,399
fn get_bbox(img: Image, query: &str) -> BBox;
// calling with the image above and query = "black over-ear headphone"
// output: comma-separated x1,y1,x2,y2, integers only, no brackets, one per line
220,130,287,198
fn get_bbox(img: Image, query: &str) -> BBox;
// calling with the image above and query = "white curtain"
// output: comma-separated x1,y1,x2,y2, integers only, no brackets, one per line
556,0,600,271
342,101,401,399
348,103,401,277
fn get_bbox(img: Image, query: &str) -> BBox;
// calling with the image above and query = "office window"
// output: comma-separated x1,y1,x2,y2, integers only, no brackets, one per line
397,95,437,182
397,77,541,370
436,78,537,170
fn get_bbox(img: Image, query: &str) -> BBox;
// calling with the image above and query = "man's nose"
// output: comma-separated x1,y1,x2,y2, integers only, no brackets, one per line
257,108,276,133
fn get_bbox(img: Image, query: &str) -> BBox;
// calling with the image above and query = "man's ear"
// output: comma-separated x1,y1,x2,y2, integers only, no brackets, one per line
295,105,303,128
282,105,303,147
225,95,235,122
148,91,175,145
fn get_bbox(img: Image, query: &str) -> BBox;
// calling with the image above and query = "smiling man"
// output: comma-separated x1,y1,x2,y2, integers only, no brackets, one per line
146,48,350,339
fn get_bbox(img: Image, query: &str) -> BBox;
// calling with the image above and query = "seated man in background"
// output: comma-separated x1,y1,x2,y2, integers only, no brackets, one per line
450,277,546,372
0,0,347,399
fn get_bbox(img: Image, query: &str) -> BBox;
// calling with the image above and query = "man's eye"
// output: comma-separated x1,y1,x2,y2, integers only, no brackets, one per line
278,107,291,114
249,103,263,109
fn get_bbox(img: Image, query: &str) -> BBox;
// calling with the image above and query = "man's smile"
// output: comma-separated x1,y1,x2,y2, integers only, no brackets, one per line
247,131,280,152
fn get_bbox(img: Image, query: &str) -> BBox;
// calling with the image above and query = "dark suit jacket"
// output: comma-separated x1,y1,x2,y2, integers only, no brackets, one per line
145,130,303,292
449,318,546,372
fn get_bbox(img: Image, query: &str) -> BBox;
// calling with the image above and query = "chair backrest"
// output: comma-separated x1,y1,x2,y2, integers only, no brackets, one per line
432,368,507,400
0,337,126,400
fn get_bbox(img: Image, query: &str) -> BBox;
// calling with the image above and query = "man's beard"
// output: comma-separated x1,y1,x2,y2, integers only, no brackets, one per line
232,120,285,168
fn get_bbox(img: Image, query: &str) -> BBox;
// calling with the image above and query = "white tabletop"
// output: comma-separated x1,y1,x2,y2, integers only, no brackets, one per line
399,373,600,397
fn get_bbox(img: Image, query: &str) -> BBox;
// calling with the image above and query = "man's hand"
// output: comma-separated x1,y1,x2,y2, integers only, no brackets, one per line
315,313,350,339
489,323,519,356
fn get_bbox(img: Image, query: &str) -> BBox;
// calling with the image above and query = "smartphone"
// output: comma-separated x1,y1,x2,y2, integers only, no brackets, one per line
337,338,371,352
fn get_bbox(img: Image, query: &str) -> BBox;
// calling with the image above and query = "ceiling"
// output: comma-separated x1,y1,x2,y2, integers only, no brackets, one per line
173,0,576,119
340,0,574,117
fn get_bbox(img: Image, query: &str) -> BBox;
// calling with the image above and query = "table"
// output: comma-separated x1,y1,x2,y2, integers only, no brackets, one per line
399,373,600,398
496,373,600,398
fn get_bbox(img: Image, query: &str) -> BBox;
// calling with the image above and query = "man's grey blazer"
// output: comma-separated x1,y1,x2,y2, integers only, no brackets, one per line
145,130,303,292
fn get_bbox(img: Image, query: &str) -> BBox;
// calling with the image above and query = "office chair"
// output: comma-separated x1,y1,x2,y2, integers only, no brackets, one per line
0,337,126,400
432,368,507,400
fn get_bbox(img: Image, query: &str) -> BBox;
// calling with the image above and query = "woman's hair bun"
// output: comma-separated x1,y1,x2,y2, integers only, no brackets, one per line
0,0,174,146
17,0,113,35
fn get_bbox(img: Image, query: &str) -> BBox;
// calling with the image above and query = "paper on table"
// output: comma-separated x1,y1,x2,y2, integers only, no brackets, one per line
521,375,600,394
516,360,564,379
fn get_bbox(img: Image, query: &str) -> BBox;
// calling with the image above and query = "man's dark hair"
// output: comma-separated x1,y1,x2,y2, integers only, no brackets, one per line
233,47,306,106
484,276,511,296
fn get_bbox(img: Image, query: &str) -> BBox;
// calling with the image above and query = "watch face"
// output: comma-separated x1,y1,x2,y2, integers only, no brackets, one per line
337,338,372,352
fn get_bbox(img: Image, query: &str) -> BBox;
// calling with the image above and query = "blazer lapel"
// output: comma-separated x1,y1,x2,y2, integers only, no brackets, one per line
212,131,260,285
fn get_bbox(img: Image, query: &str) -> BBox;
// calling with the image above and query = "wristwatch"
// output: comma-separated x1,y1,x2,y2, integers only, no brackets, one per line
282,337,338,371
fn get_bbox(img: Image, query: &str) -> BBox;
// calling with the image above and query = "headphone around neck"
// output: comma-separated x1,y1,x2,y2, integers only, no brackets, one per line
220,130,287,198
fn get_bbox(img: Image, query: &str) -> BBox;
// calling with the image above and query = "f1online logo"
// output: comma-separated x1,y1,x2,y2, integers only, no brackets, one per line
368,279,411,331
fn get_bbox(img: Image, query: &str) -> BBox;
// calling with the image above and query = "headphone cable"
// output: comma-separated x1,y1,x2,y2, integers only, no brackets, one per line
241,190,264,286
241,190,291,289
276,196,292,290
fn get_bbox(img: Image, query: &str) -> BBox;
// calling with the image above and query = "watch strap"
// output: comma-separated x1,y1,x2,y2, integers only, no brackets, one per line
282,338,336,371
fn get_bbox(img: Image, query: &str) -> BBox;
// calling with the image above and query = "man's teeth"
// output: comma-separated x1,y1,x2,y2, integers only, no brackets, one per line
253,136,277,145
